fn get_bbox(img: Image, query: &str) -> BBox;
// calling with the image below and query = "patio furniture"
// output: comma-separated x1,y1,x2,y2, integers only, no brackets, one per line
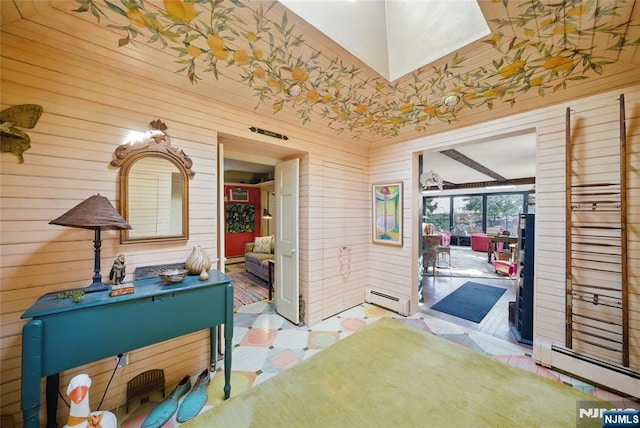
422,234,441,277
437,245,451,266
436,231,451,266
487,235,518,262
494,260,517,277
471,233,488,252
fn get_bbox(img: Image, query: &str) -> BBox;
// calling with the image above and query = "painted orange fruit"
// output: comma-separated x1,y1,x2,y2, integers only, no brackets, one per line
212,48,228,60
127,9,146,28
291,67,309,82
206,34,225,51
543,56,574,72
253,67,266,79
233,50,249,65
164,0,196,22
187,45,202,57
498,60,525,77
423,105,438,115
553,24,576,35
355,104,369,114
306,89,319,102
267,77,281,88
529,76,544,86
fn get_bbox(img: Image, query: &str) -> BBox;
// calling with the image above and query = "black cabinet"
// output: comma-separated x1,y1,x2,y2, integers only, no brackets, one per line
512,213,534,344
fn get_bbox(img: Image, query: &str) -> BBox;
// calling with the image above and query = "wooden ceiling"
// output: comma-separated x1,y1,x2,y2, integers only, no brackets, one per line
2,0,640,148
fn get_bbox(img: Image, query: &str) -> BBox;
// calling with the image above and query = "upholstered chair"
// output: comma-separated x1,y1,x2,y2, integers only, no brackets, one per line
422,234,441,277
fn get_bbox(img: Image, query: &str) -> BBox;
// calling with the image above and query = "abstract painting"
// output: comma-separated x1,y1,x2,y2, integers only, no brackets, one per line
372,182,402,246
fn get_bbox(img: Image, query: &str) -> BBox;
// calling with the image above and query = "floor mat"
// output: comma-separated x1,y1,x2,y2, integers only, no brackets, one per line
430,281,507,323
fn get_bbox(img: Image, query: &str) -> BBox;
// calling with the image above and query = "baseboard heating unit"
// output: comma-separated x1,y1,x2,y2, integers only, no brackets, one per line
533,339,639,398
364,288,409,316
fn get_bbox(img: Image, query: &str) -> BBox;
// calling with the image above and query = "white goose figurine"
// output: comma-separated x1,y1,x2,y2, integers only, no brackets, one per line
64,374,117,428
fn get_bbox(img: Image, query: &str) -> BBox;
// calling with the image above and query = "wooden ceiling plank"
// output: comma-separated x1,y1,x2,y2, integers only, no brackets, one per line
440,149,508,182
617,0,640,65
602,0,637,60
1,1,23,26
500,0,539,42
476,0,516,37
1,0,52,26
572,1,597,53
5,6,360,146
589,0,631,61
5,0,639,149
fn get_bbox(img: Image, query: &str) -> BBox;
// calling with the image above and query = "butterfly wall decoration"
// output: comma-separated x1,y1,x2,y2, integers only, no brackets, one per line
0,104,43,163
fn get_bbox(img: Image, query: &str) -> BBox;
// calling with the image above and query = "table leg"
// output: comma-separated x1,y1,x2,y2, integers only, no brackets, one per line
22,320,43,428
223,282,233,399
223,331,232,399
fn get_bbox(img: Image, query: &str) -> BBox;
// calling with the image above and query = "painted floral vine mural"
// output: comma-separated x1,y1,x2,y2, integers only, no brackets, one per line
73,0,639,138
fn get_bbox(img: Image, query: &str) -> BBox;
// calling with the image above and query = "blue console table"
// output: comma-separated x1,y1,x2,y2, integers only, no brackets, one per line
20,270,233,428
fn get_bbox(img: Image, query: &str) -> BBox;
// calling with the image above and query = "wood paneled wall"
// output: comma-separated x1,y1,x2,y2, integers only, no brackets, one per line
2,2,638,425
320,161,369,320
368,84,640,394
0,15,369,428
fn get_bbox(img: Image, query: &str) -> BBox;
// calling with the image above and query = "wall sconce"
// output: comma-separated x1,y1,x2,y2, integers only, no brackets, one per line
262,209,273,219
49,194,131,293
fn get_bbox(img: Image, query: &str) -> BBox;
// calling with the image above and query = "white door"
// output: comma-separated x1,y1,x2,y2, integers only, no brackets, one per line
274,158,299,324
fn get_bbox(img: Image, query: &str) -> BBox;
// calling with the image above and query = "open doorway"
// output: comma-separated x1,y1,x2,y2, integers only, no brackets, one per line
222,157,276,307
418,130,536,346
217,134,304,321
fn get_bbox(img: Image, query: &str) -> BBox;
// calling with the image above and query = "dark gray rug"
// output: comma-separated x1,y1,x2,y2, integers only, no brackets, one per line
431,281,507,323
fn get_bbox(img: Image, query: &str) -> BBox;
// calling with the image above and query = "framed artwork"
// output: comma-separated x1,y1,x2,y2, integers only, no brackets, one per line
372,182,403,246
226,203,255,233
230,188,249,202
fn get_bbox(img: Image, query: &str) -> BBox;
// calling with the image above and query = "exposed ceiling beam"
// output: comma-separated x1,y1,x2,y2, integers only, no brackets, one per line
440,149,508,182
439,177,535,191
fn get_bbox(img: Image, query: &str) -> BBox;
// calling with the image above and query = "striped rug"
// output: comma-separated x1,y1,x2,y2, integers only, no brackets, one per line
225,270,270,308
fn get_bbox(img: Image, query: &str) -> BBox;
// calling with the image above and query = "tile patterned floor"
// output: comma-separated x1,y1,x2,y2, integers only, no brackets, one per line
119,301,637,426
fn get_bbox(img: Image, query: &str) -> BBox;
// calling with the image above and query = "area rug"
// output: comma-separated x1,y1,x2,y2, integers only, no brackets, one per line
183,318,607,427
225,270,269,308
430,281,507,323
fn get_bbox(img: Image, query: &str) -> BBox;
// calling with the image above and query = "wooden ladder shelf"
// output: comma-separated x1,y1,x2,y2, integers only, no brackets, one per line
565,95,629,367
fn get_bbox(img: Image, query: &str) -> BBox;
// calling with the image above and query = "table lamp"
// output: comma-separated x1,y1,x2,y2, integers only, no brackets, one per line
49,194,131,293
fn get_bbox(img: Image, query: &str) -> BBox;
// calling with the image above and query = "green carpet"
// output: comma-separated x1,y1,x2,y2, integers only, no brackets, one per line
184,318,607,427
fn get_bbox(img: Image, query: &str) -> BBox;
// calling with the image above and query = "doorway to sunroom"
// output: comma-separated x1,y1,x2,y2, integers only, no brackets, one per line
417,130,536,345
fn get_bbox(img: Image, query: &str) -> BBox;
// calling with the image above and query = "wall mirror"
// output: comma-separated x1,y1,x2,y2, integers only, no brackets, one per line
111,120,195,243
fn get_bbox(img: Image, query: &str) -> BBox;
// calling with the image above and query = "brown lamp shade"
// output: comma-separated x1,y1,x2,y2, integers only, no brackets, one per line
50,194,131,230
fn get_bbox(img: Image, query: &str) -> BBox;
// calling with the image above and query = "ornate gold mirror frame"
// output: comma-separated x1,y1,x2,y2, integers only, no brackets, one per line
111,120,195,243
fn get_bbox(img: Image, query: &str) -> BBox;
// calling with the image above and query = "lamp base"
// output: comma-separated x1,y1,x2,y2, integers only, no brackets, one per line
84,281,109,293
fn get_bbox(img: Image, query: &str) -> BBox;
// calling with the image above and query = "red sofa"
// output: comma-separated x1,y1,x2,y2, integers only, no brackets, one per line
470,233,488,252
